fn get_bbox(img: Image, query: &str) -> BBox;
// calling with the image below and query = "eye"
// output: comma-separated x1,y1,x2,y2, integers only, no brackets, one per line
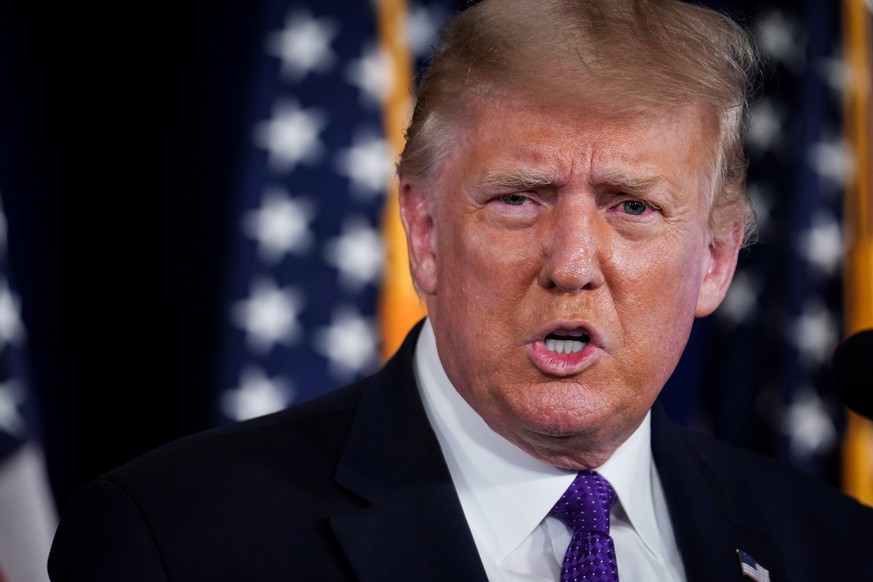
621,200,649,216
499,194,528,206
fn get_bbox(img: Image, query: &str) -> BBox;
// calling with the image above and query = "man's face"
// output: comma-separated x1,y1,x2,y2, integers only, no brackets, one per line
401,96,741,469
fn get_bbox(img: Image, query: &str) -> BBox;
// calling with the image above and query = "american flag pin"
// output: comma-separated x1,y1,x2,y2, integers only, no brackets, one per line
736,549,770,582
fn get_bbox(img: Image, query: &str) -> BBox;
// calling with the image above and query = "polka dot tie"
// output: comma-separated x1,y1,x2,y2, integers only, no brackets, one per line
551,470,619,582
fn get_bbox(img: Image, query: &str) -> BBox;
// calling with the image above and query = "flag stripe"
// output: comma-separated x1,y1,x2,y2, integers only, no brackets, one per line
0,445,55,582
0,191,55,580
840,0,873,506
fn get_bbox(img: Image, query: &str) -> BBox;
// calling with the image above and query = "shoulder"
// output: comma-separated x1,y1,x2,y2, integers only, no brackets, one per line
105,379,368,490
71,322,425,511
658,411,873,526
50,380,375,580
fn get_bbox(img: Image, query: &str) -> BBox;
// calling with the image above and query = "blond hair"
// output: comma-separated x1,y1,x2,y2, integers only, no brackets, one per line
398,0,761,246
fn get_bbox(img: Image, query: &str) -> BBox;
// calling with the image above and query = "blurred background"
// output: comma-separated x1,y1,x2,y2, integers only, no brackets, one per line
0,0,870,580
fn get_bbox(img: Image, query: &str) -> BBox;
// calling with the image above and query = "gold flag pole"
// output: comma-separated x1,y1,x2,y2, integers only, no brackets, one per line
841,0,873,506
376,0,428,360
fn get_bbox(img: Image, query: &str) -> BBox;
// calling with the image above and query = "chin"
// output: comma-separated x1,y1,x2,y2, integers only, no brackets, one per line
509,400,608,440
504,393,640,453
513,429,617,470
513,382,619,429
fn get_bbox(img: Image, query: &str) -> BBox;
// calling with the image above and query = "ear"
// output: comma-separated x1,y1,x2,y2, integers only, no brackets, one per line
399,178,438,295
695,222,743,317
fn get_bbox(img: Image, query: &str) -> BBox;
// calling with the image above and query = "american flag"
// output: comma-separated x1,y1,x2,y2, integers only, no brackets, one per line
664,0,852,486
215,0,859,491
0,194,30,479
0,193,56,582
215,0,458,423
737,549,771,582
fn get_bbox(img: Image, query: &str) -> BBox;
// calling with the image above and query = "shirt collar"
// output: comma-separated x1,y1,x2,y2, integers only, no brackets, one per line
597,412,666,558
414,318,665,560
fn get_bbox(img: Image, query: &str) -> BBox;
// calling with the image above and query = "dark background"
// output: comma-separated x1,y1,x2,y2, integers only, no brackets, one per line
0,1,268,510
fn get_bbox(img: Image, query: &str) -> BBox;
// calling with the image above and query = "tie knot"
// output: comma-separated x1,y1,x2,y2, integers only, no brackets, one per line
551,470,617,535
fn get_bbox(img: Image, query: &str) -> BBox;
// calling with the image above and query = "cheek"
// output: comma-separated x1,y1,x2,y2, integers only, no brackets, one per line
430,221,542,372
439,218,542,295
609,241,704,360
614,230,705,304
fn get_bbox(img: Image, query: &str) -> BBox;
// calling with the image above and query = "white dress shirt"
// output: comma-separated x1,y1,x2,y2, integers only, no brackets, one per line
414,319,687,581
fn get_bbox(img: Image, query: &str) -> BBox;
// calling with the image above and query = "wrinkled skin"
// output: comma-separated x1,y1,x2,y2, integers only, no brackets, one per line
400,96,742,469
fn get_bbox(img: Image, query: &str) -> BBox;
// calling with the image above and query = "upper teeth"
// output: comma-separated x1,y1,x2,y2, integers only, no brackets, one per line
557,329,586,337
544,338,587,354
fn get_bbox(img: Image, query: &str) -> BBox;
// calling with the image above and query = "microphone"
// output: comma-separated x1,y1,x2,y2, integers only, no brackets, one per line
831,329,873,420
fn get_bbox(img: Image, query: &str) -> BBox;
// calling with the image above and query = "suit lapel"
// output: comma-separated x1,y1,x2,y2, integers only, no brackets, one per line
651,405,783,581
330,476,486,581
329,321,488,581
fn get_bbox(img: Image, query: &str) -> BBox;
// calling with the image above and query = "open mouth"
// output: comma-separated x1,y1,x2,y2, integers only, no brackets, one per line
543,329,591,355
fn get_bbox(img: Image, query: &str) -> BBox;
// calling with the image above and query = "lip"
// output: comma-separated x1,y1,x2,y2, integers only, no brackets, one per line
525,321,602,377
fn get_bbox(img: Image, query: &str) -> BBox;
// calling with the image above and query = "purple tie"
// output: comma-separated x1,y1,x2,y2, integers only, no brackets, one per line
551,470,619,582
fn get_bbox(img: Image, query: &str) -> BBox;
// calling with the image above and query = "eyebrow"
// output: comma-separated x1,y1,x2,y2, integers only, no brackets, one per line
480,168,557,190
478,166,675,200
597,168,668,194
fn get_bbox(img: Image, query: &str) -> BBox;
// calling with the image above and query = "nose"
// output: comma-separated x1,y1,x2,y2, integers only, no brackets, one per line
538,199,605,291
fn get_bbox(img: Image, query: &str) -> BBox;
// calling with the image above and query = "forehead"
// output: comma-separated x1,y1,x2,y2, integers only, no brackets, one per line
446,96,717,193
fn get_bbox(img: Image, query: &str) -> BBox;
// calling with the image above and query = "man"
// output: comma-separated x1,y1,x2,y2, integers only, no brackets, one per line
49,0,873,580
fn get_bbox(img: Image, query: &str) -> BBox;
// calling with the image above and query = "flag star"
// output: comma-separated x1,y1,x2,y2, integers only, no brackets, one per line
755,10,805,71
222,366,295,421
345,44,395,108
815,56,851,97
796,211,843,277
265,10,339,82
406,3,447,58
790,301,838,366
782,388,837,459
253,99,327,173
231,278,305,354
313,306,379,381
323,216,385,291
0,379,25,436
807,136,852,189
0,279,25,351
718,271,758,326
242,187,316,264
334,130,395,197
746,99,785,156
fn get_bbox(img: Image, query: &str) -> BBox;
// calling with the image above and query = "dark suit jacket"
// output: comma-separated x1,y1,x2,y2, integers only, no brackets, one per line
49,322,873,581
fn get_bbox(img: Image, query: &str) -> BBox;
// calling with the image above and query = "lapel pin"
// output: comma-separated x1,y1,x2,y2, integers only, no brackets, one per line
736,549,770,582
